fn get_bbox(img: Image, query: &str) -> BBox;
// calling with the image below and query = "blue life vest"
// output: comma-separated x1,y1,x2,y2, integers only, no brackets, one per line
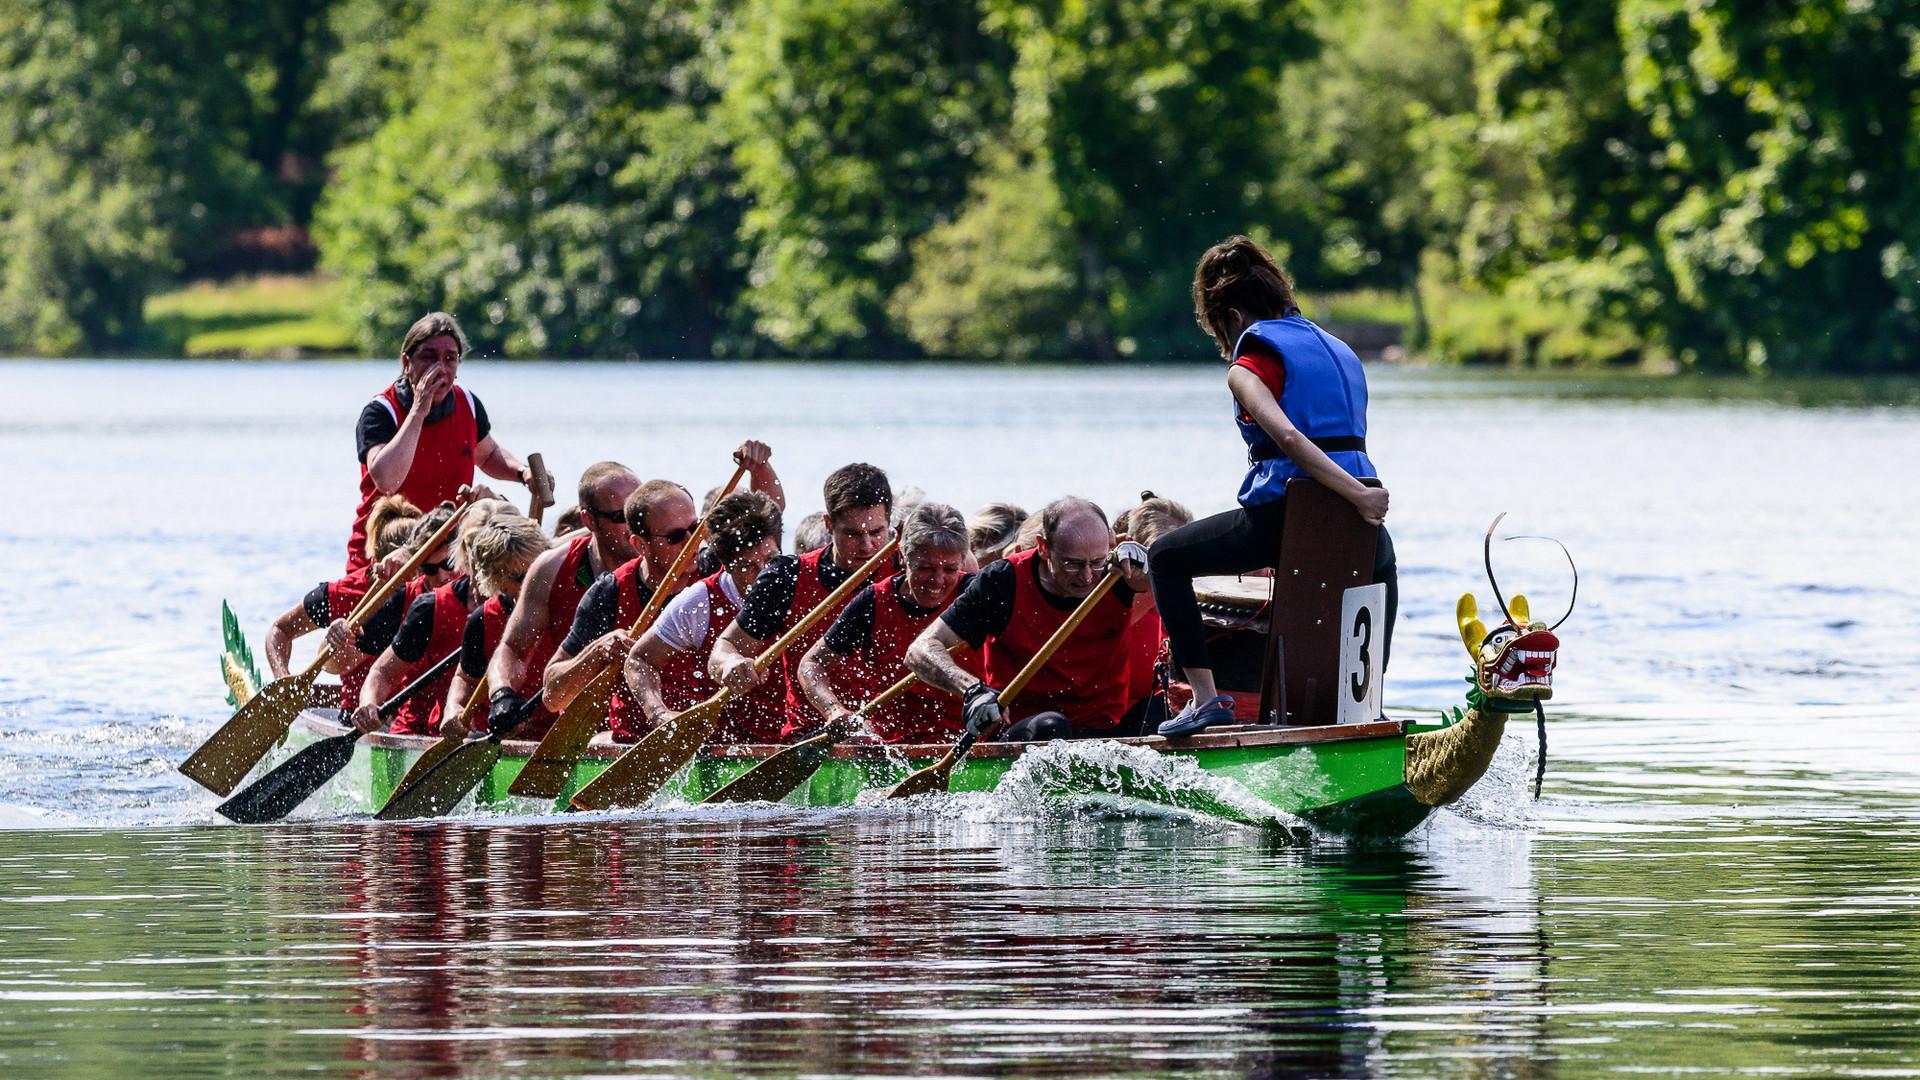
1233,314,1376,506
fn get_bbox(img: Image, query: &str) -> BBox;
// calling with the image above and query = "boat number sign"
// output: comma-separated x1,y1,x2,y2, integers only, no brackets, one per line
1337,584,1387,725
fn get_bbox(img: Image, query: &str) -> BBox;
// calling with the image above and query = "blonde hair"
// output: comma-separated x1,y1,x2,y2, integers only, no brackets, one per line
968,502,1026,565
365,494,423,562
1011,510,1044,554
465,515,552,598
1119,491,1193,548
454,499,517,574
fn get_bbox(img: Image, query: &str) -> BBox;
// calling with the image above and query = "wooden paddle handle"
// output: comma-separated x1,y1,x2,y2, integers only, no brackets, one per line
526,453,554,524
317,497,473,666
752,537,900,675
624,462,748,637
452,673,489,729
998,570,1120,706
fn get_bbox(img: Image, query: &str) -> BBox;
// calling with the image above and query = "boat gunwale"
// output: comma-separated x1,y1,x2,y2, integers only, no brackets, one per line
291,711,1406,763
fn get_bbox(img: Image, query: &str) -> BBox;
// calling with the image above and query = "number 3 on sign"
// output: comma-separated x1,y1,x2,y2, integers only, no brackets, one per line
1337,584,1387,725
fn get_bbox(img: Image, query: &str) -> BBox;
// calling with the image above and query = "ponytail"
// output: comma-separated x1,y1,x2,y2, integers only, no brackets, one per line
1192,236,1297,357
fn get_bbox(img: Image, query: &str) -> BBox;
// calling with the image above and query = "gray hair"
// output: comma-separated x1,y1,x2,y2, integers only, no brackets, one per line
792,511,830,554
899,502,968,563
465,514,552,598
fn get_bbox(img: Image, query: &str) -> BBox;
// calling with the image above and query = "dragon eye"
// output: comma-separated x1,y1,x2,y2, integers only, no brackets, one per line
1483,626,1519,651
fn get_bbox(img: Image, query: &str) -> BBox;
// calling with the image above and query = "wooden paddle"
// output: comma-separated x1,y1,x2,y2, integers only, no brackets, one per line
702,643,966,805
374,690,546,820
526,453,555,525
180,497,473,796
507,462,750,800
214,646,462,823
389,673,489,795
887,569,1120,798
570,536,901,811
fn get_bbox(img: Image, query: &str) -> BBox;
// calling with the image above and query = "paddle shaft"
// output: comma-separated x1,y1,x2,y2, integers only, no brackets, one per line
315,498,474,672
378,648,463,720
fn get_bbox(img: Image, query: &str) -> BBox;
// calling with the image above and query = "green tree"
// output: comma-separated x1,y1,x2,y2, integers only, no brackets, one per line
314,0,748,358
1453,0,1920,372
721,0,1012,356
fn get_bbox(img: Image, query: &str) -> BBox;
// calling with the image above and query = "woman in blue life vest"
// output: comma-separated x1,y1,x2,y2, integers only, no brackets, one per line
1148,236,1398,736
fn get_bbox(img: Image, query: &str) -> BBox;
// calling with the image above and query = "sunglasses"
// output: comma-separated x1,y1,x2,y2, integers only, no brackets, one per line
420,559,455,575
585,505,626,524
641,526,693,545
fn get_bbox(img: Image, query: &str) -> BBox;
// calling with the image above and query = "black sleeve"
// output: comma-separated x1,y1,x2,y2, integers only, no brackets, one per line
356,400,399,464
735,554,802,641
471,392,491,443
559,572,620,656
354,590,409,655
390,593,437,663
821,586,878,656
938,561,1018,649
302,583,332,625
460,608,489,678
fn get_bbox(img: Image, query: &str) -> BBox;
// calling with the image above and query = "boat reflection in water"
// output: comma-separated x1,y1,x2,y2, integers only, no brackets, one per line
257,812,1541,1078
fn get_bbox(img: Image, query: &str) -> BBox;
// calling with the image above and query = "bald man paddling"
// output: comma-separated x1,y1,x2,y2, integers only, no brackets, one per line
905,497,1151,742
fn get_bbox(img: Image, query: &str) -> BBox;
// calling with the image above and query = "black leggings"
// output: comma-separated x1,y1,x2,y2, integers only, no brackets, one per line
1148,500,1397,674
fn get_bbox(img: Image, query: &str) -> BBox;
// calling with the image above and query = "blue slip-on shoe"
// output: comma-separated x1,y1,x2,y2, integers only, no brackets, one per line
1157,694,1236,737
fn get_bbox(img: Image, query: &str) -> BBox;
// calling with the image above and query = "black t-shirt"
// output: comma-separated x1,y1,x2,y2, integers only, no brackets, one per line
391,578,471,664
302,583,334,626
736,554,851,641
820,574,972,656
356,381,492,464
939,559,1132,649
352,590,409,656
460,594,509,679
559,571,655,657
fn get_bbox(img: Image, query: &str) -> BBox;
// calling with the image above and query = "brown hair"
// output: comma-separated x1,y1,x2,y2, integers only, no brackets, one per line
576,461,635,509
1192,235,1297,357
1120,490,1193,548
1038,496,1108,547
625,479,692,535
708,491,784,566
823,462,892,520
792,511,830,554
407,502,460,555
365,494,423,562
554,504,583,535
399,312,470,362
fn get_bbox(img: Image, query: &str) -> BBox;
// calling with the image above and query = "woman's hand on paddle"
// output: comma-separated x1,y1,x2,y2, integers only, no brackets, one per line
1351,485,1389,526
325,619,365,664
714,654,764,692
350,702,384,733
438,714,468,740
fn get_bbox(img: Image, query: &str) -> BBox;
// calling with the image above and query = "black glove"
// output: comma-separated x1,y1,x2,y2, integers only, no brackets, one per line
962,683,1002,737
488,687,529,731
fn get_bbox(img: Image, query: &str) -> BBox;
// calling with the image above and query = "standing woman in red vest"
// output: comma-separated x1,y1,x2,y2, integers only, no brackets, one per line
1147,236,1397,737
344,312,532,574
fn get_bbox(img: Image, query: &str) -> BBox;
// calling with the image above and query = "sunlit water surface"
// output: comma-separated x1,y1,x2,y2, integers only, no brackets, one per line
1,360,1916,1078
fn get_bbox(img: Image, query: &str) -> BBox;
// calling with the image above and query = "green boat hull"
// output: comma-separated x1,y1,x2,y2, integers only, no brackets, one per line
305,712,1436,840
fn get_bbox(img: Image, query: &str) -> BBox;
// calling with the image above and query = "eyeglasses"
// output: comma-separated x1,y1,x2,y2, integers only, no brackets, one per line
420,559,455,575
585,505,625,524
1048,553,1104,575
641,526,693,545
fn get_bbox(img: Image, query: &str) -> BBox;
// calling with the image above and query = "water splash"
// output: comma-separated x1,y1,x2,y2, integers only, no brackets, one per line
1435,730,1535,830
980,740,1316,839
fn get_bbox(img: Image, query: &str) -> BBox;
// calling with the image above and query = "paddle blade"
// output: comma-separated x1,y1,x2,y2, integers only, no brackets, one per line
179,669,318,795
214,731,359,823
702,734,834,805
885,755,954,799
390,735,462,795
569,699,722,811
375,740,503,820
507,674,612,799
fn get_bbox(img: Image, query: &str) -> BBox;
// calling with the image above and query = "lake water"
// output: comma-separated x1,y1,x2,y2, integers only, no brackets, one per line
1,360,1916,1077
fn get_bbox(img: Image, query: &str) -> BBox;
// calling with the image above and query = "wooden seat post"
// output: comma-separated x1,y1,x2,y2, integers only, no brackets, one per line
1258,478,1382,726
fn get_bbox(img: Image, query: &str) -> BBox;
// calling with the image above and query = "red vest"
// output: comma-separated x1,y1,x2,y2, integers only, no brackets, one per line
778,547,863,733
477,595,557,740
545,533,595,647
983,549,1132,732
604,558,667,742
338,576,426,714
390,579,474,736
844,572,977,743
1125,607,1165,705
651,571,789,745
344,384,478,574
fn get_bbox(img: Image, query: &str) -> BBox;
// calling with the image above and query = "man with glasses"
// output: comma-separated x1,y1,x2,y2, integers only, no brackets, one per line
484,461,639,730
544,443,785,737
906,497,1151,741
709,462,894,736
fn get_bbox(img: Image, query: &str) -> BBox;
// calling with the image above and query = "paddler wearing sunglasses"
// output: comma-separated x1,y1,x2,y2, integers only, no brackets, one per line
534,442,785,741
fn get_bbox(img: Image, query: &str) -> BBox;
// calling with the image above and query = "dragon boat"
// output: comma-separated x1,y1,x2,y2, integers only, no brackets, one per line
216,482,1564,839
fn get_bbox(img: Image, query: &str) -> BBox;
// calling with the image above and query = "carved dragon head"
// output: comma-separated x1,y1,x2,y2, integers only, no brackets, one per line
1458,592,1558,701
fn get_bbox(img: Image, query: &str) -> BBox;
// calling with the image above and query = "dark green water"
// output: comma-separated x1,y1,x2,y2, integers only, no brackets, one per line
4,746,1916,1079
